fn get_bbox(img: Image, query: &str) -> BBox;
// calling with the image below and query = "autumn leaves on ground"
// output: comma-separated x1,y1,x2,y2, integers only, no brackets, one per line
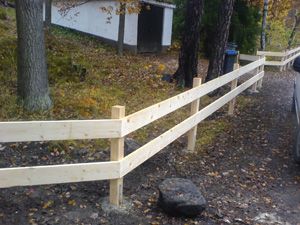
0,4,300,225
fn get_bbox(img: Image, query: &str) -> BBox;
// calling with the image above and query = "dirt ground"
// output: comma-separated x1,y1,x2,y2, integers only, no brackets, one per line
0,69,300,225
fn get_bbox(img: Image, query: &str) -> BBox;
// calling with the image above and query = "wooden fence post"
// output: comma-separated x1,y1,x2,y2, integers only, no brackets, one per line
280,51,286,72
251,76,258,93
187,77,202,152
109,105,125,206
284,51,288,71
228,63,239,115
257,56,264,88
288,53,292,68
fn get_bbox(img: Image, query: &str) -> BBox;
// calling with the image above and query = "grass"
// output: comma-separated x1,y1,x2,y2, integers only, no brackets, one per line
0,6,249,153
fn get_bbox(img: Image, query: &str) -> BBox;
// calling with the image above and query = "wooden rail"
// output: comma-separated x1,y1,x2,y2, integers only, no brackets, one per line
0,119,123,142
0,57,266,206
256,46,300,71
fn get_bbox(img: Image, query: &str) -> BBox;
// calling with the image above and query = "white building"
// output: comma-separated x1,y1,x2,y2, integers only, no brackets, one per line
46,0,175,53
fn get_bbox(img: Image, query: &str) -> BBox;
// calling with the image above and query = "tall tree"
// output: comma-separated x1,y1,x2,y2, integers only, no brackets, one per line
287,10,300,49
15,0,52,111
205,0,235,82
260,0,268,50
45,0,52,29
173,0,204,87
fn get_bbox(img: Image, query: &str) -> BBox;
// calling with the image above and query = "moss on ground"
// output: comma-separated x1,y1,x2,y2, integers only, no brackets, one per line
195,119,230,151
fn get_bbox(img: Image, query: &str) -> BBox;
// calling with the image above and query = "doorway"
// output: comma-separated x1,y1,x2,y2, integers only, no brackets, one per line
137,4,163,53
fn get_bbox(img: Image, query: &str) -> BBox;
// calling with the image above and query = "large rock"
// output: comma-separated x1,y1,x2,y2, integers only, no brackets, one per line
158,178,206,217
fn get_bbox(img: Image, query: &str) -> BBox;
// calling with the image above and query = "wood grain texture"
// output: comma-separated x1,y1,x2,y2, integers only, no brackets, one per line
120,72,264,176
0,161,120,188
0,119,123,142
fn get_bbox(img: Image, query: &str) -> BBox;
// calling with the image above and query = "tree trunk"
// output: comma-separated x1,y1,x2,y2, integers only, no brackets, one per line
205,0,235,82
45,0,52,29
288,10,300,49
173,0,204,88
117,3,126,56
260,0,268,51
15,0,52,111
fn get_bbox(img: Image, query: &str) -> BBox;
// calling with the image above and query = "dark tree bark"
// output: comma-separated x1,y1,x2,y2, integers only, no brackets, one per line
1,0,8,6
260,0,268,51
45,0,52,29
288,10,300,49
16,0,52,111
117,3,126,56
205,0,235,82
173,0,204,88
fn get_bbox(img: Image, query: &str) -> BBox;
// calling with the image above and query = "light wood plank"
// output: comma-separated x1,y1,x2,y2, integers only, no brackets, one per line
187,78,202,152
240,54,260,61
286,46,300,55
120,72,264,176
228,63,240,115
121,58,265,136
265,61,284,66
0,119,123,142
0,161,120,188
257,51,285,57
110,106,125,206
283,52,300,65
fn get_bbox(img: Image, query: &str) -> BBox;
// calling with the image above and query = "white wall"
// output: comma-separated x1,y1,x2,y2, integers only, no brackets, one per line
45,1,174,49
124,13,138,46
51,1,138,46
162,7,173,46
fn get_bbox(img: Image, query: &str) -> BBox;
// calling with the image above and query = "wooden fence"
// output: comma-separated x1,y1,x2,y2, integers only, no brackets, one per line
257,46,300,71
0,57,265,206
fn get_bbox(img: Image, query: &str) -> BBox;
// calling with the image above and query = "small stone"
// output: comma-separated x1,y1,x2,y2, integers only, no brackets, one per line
90,212,98,219
125,138,141,155
158,178,206,217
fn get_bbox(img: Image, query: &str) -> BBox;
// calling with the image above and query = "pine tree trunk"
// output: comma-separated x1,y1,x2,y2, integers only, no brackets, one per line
173,0,204,88
117,3,126,56
260,0,268,51
15,0,52,111
205,0,235,82
45,0,52,29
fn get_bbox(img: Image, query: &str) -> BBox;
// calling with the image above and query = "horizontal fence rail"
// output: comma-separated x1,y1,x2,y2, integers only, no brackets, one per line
0,56,266,206
0,120,123,142
0,161,120,188
121,58,265,136
256,46,300,71
120,71,264,177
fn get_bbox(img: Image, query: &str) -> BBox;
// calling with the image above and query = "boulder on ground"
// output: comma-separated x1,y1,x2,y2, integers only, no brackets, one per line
158,178,206,217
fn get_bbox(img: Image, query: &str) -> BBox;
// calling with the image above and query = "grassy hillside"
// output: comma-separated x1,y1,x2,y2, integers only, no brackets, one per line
0,6,234,152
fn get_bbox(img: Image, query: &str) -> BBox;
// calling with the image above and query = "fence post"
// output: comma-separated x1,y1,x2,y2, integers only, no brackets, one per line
284,50,288,71
257,56,264,88
288,52,292,68
187,77,202,152
109,105,125,206
251,75,258,93
280,51,286,72
228,63,239,115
